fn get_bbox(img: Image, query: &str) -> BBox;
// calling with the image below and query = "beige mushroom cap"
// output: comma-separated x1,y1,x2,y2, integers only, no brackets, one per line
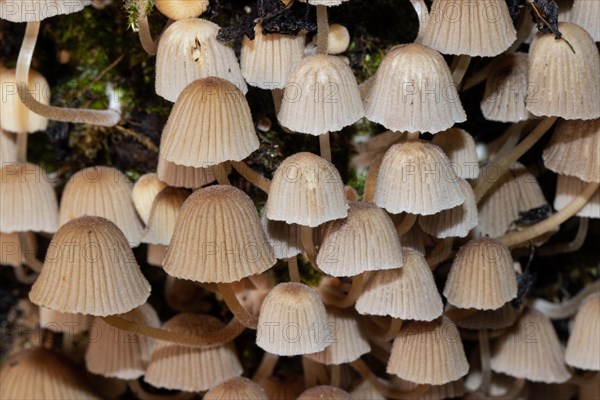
141,187,188,246
298,385,352,400
204,377,268,400
565,293,600,371
554,174,600,218
155,0,209,20
157,155,220,189
131,173,167,225
431,128,480,179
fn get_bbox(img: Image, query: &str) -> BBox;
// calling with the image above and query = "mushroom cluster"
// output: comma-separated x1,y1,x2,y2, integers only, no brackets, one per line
1,0,599,399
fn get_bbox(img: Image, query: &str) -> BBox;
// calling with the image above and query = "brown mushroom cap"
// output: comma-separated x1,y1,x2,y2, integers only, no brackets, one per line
0,0,88,22
565,293,600,371
204,377,268,400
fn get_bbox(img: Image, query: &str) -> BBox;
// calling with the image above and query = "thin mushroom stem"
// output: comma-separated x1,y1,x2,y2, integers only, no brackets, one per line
474,116,558,202
478,329,492,395
302,356,329,388
17,232,42,273
252,352,279,382
409,0,429,40
488,120,529,162
320,272,367,308
287,256,301,283
382,318,403,341
128,380,195,400
319,133,332,162
13,264,37,284
539,217,589,256
531,280,600,319
16,22,120,127
272,88,283,115
137,11,158,55
101,315,246,348
231,161,271,194
217,283,258,329
405,131,420,141
498,182,599,248
300,225,318,263
395,214,417,237
451,55,471,87
350,359,431,399
316,5,329,55
330,364,341,387
214,162,231,185
461,60,495,92
16,134,27,162
426,237,454,270
477,378,526,400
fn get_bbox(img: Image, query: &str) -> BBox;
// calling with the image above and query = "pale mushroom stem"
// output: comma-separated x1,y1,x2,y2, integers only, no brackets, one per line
13,264,37,284
316,5,329,55
405,131,420,141
17,22,120,127
350,359,431,399
483,378,526,400
382,318,403,341
302,356,329,388
319,133,332,162
320,272,367,308
461,61,495,92
17,232,42,273
426,237,454,270
231,161,271,193
216,283,258,329
101,315,246,348
395,213,417,236
451,55,471,87
214,162,232,185
16,134,27,162
488,120,529,162
330,365,341,387
478,329,492,395
287,256,301,282
532,280,600,319
539,217,589,256
272,88,283,115
137,12,158,55
252,352,279,382
300,225,318,262
409,0,429,40
474,117,558,202
497,182,599,248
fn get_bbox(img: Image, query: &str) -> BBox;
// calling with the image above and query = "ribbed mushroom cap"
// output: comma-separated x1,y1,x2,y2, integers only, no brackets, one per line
156,18,246,102
159,77,258,168
0,162,58,234
316,202,403,277
0,69,49,133
298,386,351,400
256,282,328,356
374,140,465,215
157,155,219,189
491,308,571,383
0,129,17,163
447,302,520,330
0,348,100,399
418,178,478,238
0,231,36,268
356,247,443,321
29,216,151,316
305,307,370,365
391,376,466,400
477,162,548,237
364,44,466,134
481,52,531,123
145,313,243,392
444,238,517,310
141,187,188,245
266,152,348,227
262,214,302,259
155,0,209,20
566,0,599,41
418,0,516,57
59,166,143,246
204,377,268,400
526,23,600,120
85,303,160,380
387,316,469,385
543,118,599,183
278,54,364,135
555,175,600,218
131,173,167,225
0,0,88,22
241,23,305,89
163,185,275,283
565,293,600,371
39,307,92,334
431,128,480,179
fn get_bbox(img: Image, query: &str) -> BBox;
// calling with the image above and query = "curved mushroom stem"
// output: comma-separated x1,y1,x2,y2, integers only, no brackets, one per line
426,237,453,270
451,55,471,87
302,356,329,388
17,22,120,127
128,380,195,400
101,315,246,348
319,133,332,162
320,272,367,308
474,117,558,202
287,256,301,283
488,120,529,162
498,182,599,248
18,232,42,273
409,0,429,40
214,162,231,185
539,217,589,256
13,264,37,284
395,214,417,237
350,359,431,399
382,318,403,341
231,161,271,194
478,329,492,395
461,61,495,92
137,12,158,56
252,352,279,382
531,280,600,319
217,282,258,329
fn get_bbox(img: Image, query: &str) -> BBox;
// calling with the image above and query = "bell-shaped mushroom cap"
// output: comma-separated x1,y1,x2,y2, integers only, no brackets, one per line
204,377,268,400
155,0,209,20
365,44,466,134
431,128,480,179
39,307,92,334
391,376,466,400
555,175,600,218
444,238,517,310
157,155,219,189
85,303,160,380
256,282,328,356
350,380,385,400
258,375,304,400
0,162,58,233
298,386,351,400
0,0,88,22
241,23,305,89
565,293,600,371
304,23,351,56
481,52,531,123
144,313,243,392
418,0,516,57
316,202,403,277
159,77,258,168
278,54,364,135
387,316,469,385
131,173,167,225
543,118,599,183
527,23,600,120
0,69,49,133
0,231,37,268
141,187,188,245
418,178,478,238
565,0,599,42
163,185,275,283
0,348,100,399
266,152,348,227
262,214,303,259
374,140,465,215
491,308,571,383
356,248,443,321
156,18,246,102
305,307,370,365
447,302,520,330
29,216,151,316
477,162,549,237
58,166,143,246
0,129,17,163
